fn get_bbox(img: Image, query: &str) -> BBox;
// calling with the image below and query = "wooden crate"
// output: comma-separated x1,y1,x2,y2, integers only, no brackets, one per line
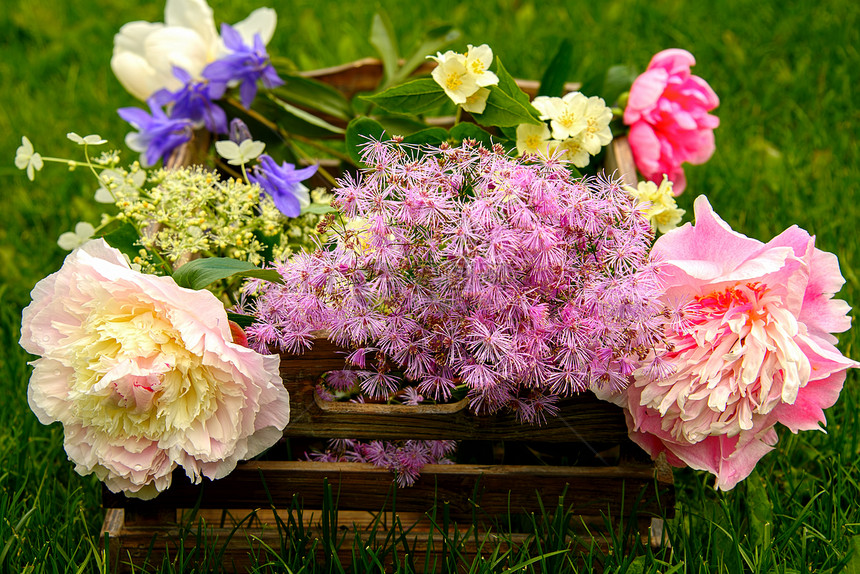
102,341,674,572
103,61,669,571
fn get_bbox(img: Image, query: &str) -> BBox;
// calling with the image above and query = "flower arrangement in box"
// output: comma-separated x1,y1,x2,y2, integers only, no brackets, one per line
16,0,856,499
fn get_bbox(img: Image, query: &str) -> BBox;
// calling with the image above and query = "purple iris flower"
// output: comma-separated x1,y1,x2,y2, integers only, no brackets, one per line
249,155,318,217
118,99,193,167
151,66,228,134
202,24,284,109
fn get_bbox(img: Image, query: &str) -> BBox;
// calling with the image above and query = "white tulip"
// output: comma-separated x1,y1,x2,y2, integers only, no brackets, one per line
111,0,277,101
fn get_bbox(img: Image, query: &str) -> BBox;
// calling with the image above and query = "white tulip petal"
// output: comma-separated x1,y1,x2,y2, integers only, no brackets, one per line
164,0,218,56
111,51,161,101
145,27,210,82
232,7,277,46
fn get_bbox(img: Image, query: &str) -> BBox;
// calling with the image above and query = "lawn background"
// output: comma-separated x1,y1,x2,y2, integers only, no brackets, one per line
1,0,858,571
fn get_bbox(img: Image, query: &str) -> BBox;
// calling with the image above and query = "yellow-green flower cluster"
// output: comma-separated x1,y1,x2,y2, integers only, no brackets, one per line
98,165,327,270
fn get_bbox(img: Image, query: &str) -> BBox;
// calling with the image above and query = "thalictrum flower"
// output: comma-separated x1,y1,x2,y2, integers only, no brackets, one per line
57,222,95,251
151,66,228,133
15,136,43,181
248,154,318,217
215,138,266,165
202,24,284,109
118,100,193,167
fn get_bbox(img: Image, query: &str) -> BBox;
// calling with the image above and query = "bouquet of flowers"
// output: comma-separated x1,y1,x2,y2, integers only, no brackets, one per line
17,0,856,498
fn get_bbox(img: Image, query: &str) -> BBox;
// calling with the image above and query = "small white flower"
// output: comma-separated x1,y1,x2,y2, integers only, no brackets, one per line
625,176,685,234
536,92,590,141
15,137,44,181
215,139,266,165
57,222,96,251
465,44,499,87
460,87,491,114
556,135,591,168
67,132,108,146
578,96,613,155
429,51,477,105
516,123,553,157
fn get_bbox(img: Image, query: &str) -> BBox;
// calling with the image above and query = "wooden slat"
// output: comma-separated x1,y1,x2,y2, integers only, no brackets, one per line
279,339,631,443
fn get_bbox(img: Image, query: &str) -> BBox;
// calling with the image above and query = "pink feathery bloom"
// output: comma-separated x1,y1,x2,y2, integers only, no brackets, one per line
611,197,857,490
19,239,290,499
624,49,720,194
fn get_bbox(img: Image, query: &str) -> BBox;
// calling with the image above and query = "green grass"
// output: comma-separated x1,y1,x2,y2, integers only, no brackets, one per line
2,0,859,571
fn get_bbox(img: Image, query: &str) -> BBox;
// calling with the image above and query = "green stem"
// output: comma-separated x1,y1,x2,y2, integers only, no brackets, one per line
454,106,463,126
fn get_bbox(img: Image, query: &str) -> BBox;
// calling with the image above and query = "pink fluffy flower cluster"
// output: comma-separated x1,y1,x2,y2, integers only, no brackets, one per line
624,49,720,195
307,438,458,488
608,197,857,490
20,240,290,499
244,140,667,421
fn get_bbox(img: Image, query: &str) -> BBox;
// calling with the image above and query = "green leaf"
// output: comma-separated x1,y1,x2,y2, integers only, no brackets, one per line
267,94,345,135
402,127,449,146
391,25,461,87
370,12,399,85
472,85,541,128
375,114,431,137
227,311,256,328
538,39,573,97
746,470,774,551
448,123,495,148
172,258,283,291
302,204,337,215
271,75,353,121
846,535,860,574
602,64,639,106
345,116,387,166
494,57,534,110
97,221,141,263
362,78,448,116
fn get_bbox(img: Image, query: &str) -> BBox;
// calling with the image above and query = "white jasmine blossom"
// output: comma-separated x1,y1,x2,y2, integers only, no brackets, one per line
515,123,554,157
465,44,499,87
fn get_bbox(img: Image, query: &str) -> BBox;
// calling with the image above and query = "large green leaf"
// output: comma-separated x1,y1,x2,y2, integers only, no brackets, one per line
267,94,345,135
345,116,388,165
448,123,495,148
362,78,448,116
370,12,399,85
402,127,449,146
602,64,639,106
538,39,574,97
375,114,432,137
173,258,283,291
390,25,461,87
271,75,353,120
494,58,535,110
473,85,542,128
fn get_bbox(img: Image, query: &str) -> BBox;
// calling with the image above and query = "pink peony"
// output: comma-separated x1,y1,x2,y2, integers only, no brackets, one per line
624,49,720,194
615,196,856,490
20,239,290,499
